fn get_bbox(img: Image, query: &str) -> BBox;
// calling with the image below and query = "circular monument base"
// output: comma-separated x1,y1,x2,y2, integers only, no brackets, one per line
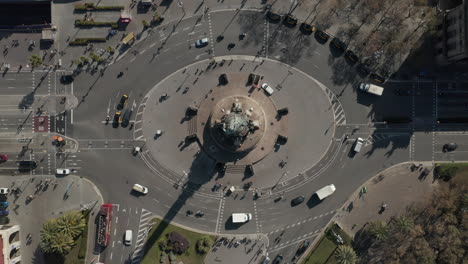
196,72,288,165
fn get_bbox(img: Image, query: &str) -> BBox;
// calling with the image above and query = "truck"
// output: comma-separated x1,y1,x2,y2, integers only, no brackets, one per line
359,83,384,96
315,184,336,200
232,213,252,223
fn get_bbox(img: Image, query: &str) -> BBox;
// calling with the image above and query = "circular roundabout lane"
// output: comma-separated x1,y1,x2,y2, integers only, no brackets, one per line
138,56,335,193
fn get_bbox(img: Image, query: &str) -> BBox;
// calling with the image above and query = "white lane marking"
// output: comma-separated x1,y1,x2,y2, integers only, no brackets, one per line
149,43,156,48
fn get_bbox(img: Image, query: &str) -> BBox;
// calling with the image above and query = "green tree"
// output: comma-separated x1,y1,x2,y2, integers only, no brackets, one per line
89,52,103,63
142,20,149,28
392,216,414,234
367,221,388,241
80,56,89,65
56,211,86,239
40,219,75,255
334,245,358,264
29,54,43,68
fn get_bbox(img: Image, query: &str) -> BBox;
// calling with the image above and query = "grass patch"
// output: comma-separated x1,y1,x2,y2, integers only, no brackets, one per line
141,218,215,264
303,236,337,264
303,223,353,264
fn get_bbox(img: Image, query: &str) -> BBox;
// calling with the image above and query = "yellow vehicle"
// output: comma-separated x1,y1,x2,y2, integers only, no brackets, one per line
122,32,135,45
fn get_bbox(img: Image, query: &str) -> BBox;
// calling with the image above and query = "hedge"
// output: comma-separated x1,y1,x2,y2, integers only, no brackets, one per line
69,38,107,46
75,20,118,29
75,3,124,12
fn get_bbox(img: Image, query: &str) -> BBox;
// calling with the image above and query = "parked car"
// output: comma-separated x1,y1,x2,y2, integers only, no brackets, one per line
315,30,330,43
56,168,71,175
0,210,9,216
443,143,458,152
344,50,358,64
300,23,316,34
330,38,347,52
0,188,8,195
291,196,305,206
0,154,7,162
195,38,209,48
0,201,8,208
117,94,129,110
283,15,297,26
370,73,386,83
267,11,281,22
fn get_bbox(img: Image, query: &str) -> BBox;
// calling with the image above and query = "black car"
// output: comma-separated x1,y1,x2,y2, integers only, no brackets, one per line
219,74,228,85
117,94,129,110
113,111,121,128
60,75,74,84
300,23,315,34
315,30,330,43
330,38,347,52
247,73,254,85
267,11,281,22
357,63,371,76
19,161,37,171
344,50,358,64
370,73,386,83
291,196,305,206
121,109,133,128
395,88,411,96
272,255,283,264
443,143,458,152
283,15,297,27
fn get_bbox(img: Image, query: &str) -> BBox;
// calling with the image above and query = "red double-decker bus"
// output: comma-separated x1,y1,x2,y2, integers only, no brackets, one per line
97,204,112,247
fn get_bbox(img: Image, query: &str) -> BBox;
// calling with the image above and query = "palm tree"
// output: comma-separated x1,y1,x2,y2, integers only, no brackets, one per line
40,219,59,252
367,221,388,241
392,216,414,233
334,245,358,264
48,231,75,255
56,211,86,239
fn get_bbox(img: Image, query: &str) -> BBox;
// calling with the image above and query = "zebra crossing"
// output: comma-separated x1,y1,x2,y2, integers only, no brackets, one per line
131,208,155,264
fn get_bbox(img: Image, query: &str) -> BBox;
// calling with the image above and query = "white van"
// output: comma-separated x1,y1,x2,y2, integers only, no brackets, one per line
354,138,364,153
132,184,148,194
124,230,133,246
232,213,252,223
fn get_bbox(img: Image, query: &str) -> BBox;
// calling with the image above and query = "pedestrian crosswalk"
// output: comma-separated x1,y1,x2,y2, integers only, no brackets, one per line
131,208,155,264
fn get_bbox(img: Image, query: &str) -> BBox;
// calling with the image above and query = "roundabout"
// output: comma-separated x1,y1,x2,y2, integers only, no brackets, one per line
138,56,336,190
61,6,413,263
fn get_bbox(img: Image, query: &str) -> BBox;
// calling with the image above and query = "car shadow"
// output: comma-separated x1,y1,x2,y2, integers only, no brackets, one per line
306,194,322,209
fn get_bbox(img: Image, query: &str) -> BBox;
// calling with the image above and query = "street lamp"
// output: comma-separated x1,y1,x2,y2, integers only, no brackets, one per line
177,0,186,15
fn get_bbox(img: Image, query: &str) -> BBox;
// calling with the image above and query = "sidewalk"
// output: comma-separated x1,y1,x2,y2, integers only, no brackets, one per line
1,174,103,264
333,162,438,237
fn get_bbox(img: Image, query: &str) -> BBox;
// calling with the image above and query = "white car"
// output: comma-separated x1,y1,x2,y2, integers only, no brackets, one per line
56,168,71,175
124,230,133,246
0,188,9,194
195,38,209,48
261,83,275,96
133,184,148,194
